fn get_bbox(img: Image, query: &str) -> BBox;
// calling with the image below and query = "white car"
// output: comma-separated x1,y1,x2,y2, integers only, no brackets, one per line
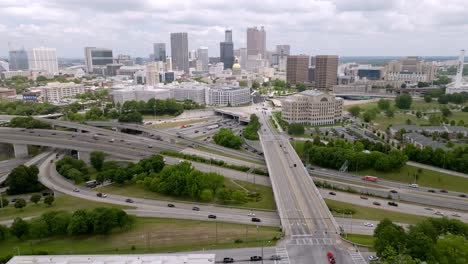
364,222,374,227
368,256,379,261
452,213,461,218
408,183,419,188
434,211,444,216
102,193,108,198
248,212,256,217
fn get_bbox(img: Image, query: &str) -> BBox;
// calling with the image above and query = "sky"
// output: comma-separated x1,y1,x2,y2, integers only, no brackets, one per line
1,0,468,58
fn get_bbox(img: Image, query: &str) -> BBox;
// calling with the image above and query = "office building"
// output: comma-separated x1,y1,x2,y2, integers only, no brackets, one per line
0,60,9,72
385,56,437,83
197,46,209,71
170,32,189,73
169,82,207,104
247,26,266,58
308,67,315,82
207,86,250,106
106,63,123,76
315,55,339,89
153,43,166,62
220,30,234,69
116,65,145,78
116,54,134,66
357,68,383,80
286,55,309,84
281,90,343,125
164,72,175,83
84,47,113,74
27,48,58,75
111,86,171,104
1,70,30,80
38,82,85,102
146,62,160,86
9,49,29,71
274,44,290,65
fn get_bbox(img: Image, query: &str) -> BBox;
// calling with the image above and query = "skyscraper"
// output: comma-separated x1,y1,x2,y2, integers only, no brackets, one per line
9,48,29,71
84,47,113,73
197,47,209,71
170,32,189,73
286,55,309,84
153,43,166,62
275,44,290,65
27,47,58,74
146,62,159,86
246,26,266,58
315,55,339,89
220,30,234,69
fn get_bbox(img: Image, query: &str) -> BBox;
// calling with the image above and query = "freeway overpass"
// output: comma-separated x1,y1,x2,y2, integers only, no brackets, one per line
257,108,363,264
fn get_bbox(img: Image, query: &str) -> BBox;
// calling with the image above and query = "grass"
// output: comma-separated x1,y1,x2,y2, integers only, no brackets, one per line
344,100,449,112
97,179,276,211
153,118,210,129
345,233,375,247
324,199,427,224
197,146,265,165
142,114,178,120
0,195,132,221
0,217,281,257
312,175,387,189
355,165,468,193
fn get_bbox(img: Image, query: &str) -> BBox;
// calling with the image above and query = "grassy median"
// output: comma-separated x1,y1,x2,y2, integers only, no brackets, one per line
0,217,281,257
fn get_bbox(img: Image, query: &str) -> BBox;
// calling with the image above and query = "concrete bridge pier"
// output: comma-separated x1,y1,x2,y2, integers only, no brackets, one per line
77,151,91,165
13,144,29,158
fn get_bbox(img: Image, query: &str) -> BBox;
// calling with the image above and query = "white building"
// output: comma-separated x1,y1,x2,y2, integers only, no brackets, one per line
281,90,343,125
84,47,113,74
111,85,171,104
146,62,160,86
0,60,9,71
197,46,209,71
27,48,59,75
207,86,251,106
1,70,30,79
169,83,207,104
38,82,85,102
7,254,215,264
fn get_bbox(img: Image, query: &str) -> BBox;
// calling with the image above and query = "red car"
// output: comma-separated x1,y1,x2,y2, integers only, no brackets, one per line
327,252,336,264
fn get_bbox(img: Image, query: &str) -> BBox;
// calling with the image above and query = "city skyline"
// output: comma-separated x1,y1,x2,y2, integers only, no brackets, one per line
1,0,468,58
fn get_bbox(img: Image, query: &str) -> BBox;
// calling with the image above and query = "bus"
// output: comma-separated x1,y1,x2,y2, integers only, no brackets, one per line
362,176,379,182
85,180,98,188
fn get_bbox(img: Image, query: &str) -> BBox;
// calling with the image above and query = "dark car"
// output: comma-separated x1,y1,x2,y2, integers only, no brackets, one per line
440,189,448,193
388,201,398,207
250,256,262,261
329,192,336,196
208,215,217,219
428,189,436,193
222,257,234,263
167,204,175,208
390,190,398,194
459,194,467,198
125,198,134,203
192,207,200,211
360,196,368,200
373,201,381,206
251,217,261,222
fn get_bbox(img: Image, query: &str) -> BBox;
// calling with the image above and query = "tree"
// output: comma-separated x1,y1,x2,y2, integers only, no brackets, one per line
252,81,260,89
14,199,26,209
395,94,413,109
118,112,143,123
401,83,407,88
416,111,422,119
0,225,8,241
30,194,41,204
91,208,118,234
296,82,307,92
213,128,243,149
44,195,55,206
374,221,408,257
200,189,213,202
363,109,377,122
10,218,29,239
288,123,305,135
90,151,105,171
440,106,452,117
348,106,361,117
438,94,449,104
424,94,432,103
385,109,395,118
378,99,391,110
434,234,468,264
6,165,42,195
239,80,248,87
29,218,50,239
9,117,51,129
1,198,9,207
68,210,91,235
36,75,48,82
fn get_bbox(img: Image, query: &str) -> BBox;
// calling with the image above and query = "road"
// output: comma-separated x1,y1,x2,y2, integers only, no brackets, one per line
257,107,362,264
39,153,281,228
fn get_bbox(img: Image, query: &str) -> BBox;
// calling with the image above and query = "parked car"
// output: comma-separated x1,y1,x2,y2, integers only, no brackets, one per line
373,201,381,206
251,217,261,222
167,204,175,208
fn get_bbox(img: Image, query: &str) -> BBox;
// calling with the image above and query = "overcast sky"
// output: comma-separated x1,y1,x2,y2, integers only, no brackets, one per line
1,0,467,58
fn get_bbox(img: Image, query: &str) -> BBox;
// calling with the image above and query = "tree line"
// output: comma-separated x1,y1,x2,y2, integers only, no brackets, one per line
0,100,59,116
5,165,43,195
373,217,468,263
243,114,261,140
403,144,468,173
56,156,90,183
9,116,51,129
119,98,205,116
302,138,407,172
0,208,134,241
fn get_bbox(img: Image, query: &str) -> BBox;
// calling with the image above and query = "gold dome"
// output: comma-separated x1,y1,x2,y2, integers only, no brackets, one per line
232,63,241,69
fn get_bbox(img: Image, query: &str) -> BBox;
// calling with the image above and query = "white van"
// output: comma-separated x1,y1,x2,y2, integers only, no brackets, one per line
408,183,419,188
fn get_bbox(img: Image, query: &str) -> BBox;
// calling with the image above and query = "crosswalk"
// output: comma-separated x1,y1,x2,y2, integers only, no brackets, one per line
288,237,334,246
349,251,367,264
274,247,290,264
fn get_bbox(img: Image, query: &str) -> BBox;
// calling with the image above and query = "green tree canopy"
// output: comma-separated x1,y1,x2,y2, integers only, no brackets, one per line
395,94,413,109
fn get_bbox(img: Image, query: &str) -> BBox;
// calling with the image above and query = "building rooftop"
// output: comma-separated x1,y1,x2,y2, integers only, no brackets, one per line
404,132,449,150
300,90,324,97
7,254,216,264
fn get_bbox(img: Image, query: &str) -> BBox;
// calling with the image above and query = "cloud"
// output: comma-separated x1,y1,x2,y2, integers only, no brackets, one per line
0,0,467,57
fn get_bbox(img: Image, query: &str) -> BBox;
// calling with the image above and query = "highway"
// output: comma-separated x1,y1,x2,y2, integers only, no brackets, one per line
257,108,361,264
